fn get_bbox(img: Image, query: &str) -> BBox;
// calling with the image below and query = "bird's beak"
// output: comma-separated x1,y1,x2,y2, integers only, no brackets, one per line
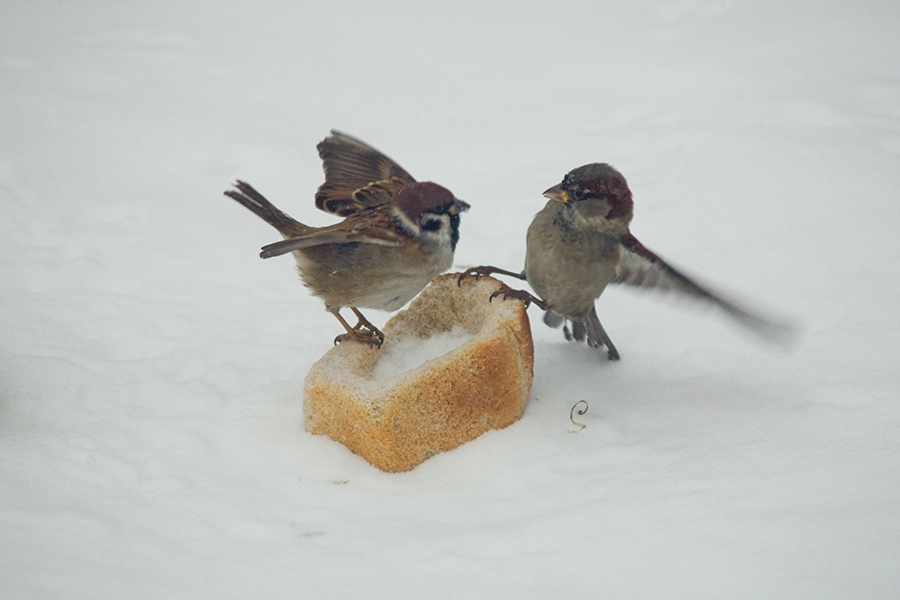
543,184,570,203
449,199,470,215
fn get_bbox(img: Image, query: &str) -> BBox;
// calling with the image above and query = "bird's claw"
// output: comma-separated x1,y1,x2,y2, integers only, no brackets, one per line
334,326,384,348
488,282,546,309
457,266,497,287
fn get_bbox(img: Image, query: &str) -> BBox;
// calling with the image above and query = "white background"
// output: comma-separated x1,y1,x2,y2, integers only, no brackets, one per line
2,1,899,598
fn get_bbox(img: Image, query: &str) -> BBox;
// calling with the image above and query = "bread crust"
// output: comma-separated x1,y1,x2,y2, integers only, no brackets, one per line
303,273,534,472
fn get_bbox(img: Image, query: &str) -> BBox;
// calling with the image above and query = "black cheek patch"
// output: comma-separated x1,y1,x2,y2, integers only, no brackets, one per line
421,218,442,232
450,214,461,250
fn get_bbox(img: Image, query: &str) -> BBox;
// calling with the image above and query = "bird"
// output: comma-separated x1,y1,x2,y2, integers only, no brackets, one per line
460,162,793,360
225,130,470,348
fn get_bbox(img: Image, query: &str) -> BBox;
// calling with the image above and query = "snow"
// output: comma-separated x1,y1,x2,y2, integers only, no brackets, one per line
370,326,472,381
2,0,899,598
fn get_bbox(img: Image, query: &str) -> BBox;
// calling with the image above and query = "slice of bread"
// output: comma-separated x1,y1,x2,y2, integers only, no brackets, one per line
303,273,534,472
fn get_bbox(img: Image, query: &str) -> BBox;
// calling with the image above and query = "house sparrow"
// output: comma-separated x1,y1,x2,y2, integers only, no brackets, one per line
461,163,793,360
225,130,469,347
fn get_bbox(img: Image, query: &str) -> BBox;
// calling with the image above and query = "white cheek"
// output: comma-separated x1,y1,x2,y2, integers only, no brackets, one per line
419,215,453,248
391,207,454,251
391,206,421,237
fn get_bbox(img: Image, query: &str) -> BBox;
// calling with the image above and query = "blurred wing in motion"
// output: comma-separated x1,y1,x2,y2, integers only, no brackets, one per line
615,233,797,345
315,130,416,216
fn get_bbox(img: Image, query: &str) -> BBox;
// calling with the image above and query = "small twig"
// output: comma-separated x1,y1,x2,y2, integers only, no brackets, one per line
569,400,589,433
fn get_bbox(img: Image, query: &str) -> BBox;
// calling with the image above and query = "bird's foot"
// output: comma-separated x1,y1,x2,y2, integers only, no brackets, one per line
488,282,548,310
457,266,525,287
333,325,384,348
331,308,385,348
457,266,496,286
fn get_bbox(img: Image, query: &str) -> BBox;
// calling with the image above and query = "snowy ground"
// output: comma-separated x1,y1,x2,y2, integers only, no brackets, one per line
2,1,899,598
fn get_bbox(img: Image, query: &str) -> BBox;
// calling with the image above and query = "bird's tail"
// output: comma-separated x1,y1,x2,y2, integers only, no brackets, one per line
584,305,620,361
543,306,621,361
224,180,311,238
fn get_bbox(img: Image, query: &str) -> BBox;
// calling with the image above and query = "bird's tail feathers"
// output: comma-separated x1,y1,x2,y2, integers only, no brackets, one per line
585,306,620,360
543,307,620,360
224,180,310,237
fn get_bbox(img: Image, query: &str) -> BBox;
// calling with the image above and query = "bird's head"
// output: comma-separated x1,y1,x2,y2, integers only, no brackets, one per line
543,163,634,230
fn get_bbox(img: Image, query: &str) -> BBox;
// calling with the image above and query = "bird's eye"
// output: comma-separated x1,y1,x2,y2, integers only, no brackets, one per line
574,188,587,201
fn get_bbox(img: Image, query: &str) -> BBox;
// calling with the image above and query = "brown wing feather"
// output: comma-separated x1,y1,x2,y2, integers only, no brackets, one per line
615,233,796,344
351,177,410,208
259,208,406,259
315,130,416,216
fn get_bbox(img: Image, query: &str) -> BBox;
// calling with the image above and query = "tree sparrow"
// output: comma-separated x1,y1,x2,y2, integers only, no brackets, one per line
225,130,469,347
461,163,793,360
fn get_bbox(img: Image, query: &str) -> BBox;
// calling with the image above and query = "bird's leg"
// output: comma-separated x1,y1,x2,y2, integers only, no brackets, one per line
349,307,385,347
330,308,385,348
457,266,526,286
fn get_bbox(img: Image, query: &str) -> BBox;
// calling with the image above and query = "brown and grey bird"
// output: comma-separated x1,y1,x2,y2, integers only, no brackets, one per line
462,163,793,360
225,130,469,347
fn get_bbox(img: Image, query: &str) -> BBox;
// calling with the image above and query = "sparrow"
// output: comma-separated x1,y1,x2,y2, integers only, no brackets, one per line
461,162,793,360
225,130,470,347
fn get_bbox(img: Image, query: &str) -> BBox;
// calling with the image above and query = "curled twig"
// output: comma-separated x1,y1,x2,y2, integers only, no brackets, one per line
569,400,589,433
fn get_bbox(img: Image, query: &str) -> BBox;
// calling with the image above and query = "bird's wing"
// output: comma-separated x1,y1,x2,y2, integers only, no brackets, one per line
315,130,416,216
614,233,796,344
259,217,405,259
